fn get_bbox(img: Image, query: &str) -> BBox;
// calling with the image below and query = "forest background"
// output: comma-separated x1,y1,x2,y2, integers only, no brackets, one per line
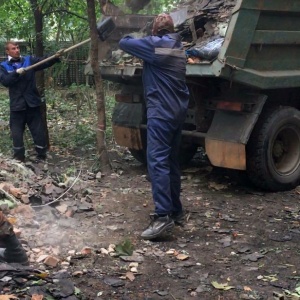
0,0,179,168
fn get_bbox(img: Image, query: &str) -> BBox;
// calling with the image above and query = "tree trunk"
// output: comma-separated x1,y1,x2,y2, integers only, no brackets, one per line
86,0,111,172
30,0,50,149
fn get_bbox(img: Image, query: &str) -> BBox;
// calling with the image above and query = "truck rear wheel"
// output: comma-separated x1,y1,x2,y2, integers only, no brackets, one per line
247,106,300,191
129,148,147,164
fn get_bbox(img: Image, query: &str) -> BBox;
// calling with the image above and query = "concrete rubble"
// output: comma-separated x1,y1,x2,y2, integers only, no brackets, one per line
100,0,238,67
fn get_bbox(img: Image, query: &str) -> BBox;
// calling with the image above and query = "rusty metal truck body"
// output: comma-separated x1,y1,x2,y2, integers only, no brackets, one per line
94,0,300,191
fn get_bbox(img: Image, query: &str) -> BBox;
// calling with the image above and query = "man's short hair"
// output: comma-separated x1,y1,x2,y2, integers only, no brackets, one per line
152,13,175,36
5,41,19,50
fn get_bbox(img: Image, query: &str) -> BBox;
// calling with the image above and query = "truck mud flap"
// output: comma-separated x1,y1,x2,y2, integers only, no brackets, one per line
205,140,246,170
112,102,144,150
205,94,266,170
113,125,143,150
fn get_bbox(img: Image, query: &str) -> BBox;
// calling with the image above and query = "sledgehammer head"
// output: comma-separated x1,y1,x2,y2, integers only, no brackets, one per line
97,17,116,41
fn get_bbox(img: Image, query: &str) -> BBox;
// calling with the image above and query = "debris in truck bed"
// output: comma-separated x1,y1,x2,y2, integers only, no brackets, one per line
177,0,237,40
101,0,237,66
185,37,224,61
176,0,236,62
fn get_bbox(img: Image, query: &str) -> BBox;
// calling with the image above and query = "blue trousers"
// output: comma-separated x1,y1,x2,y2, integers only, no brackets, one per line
10,107,47,160
147,118,183,216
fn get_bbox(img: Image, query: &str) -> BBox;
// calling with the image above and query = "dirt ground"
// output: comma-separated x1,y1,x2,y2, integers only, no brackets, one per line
2,147,300,300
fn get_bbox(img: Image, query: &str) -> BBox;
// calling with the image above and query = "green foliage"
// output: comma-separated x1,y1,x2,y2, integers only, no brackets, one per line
0,90,11,155
0,0,182,43
0,0,182,159
0,0,33,41
0,0,91,43
45,85,115,154
114,238,134,257
46,86,96,151
74,287,81,296
105,94,116,140
284,285,300,298
0,85,116,158
112,0,182,14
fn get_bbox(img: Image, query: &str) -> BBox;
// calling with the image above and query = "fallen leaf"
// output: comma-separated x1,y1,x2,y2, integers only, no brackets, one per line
74,287,81,295
259,274,278,282
81,247,92,255
211,281,235,290
34,272,48,279
176,254,189,261
9,187,22,198
155,290,169,296
166,249,175,255
6,217,17,225
72,271,84,276
208,182,228,191
115,239,134,257
126,271,135,282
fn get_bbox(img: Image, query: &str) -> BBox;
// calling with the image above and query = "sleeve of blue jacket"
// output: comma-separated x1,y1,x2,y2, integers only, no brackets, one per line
0,67,20,87
0,54,60,88
119,36,154,64
30,55,60,72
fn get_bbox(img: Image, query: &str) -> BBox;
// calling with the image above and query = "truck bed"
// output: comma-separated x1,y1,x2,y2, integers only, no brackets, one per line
192,0,300,89
98,0,300,90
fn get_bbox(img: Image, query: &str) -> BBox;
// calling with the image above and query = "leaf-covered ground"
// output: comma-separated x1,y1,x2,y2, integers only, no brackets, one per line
0,87,299,300
0,148,300,300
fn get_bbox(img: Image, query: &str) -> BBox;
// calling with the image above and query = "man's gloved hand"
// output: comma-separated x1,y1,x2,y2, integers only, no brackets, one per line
55,49,65,57
16,68,26,75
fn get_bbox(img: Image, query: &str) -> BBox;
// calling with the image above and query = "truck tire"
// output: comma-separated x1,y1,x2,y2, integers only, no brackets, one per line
129,130,198,166
246,106,300,191
129,148,147,164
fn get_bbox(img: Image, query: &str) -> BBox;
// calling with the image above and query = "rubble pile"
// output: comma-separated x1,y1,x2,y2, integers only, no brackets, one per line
103,0,237,66
175,0,237,40
0,155,103,299
176,0,237,63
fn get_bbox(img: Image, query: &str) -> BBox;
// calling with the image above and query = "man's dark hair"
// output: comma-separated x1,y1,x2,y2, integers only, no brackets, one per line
152,13,175,36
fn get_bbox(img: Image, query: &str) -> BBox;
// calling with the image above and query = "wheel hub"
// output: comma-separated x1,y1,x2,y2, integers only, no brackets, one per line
272,140,284,159
272,127,300,175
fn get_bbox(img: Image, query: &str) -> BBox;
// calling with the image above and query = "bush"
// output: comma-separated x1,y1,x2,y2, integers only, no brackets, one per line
0,84,116,157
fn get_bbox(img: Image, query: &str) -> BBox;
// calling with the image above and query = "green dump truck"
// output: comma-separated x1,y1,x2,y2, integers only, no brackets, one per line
96,0,300,191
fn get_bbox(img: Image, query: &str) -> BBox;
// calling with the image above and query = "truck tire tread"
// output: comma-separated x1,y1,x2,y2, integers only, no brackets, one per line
247,106,300,191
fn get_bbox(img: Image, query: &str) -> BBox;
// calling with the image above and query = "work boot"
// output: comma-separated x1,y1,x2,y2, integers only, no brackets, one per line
141,214,174,240
171,210,186,226
13,155,25,163
0,234,29,265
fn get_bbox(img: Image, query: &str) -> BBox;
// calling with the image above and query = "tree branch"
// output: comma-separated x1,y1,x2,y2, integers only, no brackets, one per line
43,8,88,21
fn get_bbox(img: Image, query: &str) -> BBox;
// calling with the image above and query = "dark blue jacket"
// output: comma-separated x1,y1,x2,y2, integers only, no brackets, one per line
0,55,59,111
119,34,189,123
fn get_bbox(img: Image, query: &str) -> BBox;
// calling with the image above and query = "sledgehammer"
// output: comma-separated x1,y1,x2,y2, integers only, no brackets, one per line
23,17,115,72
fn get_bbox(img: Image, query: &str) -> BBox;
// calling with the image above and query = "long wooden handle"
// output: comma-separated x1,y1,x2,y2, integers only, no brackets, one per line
24,38,91,72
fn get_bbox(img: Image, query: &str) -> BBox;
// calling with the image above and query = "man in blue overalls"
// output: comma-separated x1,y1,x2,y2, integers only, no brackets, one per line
119,14,189,240
0,41,60,162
